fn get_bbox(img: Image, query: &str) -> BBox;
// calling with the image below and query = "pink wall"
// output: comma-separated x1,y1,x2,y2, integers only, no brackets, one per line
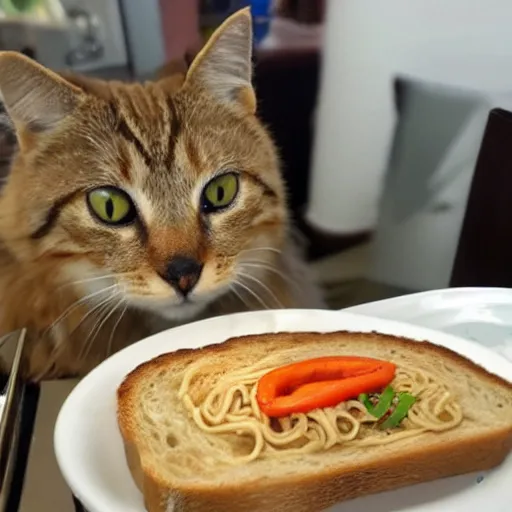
158,0,201,61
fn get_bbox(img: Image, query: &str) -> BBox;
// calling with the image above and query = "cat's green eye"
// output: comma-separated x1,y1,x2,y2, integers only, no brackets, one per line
87,187,136,225
201,173,239,213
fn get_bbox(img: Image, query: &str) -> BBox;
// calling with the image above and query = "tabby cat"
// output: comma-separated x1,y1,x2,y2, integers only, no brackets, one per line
0,9,323,380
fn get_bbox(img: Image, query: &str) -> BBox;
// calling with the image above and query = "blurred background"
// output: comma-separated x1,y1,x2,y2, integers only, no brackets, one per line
2,0,512,310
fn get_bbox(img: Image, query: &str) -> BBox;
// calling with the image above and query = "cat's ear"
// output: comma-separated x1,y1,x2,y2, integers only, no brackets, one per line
185,8,255,113
0,51,84,131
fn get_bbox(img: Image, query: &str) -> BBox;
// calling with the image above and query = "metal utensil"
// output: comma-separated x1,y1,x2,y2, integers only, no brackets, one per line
0,328,26,510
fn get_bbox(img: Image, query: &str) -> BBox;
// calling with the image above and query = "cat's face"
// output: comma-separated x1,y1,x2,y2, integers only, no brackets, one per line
0,9,287,320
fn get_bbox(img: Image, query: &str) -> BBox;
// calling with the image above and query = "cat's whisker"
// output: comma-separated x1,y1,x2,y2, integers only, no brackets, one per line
80,291,123,362
85,295,117,337
56,271,136,292
56,274,118,292
240,261,303,294
42,284,118,339
241,261,286,276
237,271,284,309
232,278,272,310
32,287,121,381
229,283,252,310
106,299,128,358
69,289,119,339
242,258,283,265
77,289,121,360
240,247,282,256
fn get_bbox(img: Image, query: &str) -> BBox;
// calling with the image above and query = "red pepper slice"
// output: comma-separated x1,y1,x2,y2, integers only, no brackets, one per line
256,356,396,417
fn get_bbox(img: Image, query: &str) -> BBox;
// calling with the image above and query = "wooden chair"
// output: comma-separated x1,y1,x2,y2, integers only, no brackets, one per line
450,108,512,287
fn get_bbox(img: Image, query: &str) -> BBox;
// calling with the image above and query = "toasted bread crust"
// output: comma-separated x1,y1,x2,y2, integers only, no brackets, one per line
117,331,512,512
118,331,512,399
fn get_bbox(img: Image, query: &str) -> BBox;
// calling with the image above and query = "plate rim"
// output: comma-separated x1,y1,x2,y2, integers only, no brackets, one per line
346,287,512,313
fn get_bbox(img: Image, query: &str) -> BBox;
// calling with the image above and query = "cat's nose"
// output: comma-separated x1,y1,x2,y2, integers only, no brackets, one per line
164,256,203,297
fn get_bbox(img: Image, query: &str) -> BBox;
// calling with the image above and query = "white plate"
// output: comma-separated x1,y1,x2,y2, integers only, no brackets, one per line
54,309,512,512
346,287,512,361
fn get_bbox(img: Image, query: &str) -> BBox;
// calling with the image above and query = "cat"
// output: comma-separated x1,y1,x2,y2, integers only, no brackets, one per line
0,8,324,381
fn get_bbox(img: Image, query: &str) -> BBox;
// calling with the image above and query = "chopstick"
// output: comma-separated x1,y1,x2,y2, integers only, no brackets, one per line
0,328,27,506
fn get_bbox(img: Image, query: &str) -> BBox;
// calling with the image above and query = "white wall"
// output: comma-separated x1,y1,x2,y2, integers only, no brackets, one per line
306,0,512,234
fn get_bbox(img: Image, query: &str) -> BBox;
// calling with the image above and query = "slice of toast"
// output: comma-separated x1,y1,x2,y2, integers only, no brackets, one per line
117,331,512,512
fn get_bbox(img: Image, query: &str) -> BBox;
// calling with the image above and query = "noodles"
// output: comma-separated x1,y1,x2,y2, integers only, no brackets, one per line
178,360,464,463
